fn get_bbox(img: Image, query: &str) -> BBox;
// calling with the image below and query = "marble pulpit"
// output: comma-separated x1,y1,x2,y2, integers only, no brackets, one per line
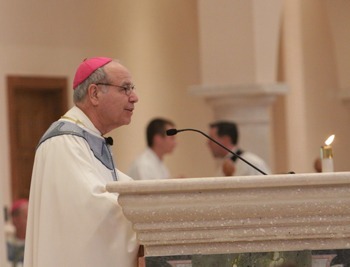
106,172,350,266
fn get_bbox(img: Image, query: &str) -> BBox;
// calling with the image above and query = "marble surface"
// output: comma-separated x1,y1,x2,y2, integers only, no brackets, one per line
107,172,350,257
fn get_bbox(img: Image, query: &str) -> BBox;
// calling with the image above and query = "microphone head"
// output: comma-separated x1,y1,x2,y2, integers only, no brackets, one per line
166,129,178,136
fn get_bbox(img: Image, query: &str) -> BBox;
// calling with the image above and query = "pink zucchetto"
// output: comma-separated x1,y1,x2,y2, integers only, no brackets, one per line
10,198,28,215
73,57,112,89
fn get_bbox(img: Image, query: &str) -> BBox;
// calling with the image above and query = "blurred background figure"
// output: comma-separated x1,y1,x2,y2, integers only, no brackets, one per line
128,118,177,180
7,199,28,267
207,121,270,176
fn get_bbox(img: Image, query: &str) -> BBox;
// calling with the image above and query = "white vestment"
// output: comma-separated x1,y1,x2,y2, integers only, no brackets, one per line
24,106,139,267
128,148,170,180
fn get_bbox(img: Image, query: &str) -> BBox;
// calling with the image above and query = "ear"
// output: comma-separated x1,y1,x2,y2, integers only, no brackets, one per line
87,84,100,106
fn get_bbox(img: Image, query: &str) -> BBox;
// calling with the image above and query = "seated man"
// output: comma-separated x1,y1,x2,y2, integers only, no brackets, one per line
128,118,177,180
207,121,270,176
7,199,28,266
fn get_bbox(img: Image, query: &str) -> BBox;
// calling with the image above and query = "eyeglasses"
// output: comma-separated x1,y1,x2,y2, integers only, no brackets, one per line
96,83,135,96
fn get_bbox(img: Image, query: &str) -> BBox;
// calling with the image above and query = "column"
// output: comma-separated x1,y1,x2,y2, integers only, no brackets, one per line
192,0,286,171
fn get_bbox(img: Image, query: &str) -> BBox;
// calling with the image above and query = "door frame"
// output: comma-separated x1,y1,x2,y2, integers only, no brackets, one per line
7,75,68,201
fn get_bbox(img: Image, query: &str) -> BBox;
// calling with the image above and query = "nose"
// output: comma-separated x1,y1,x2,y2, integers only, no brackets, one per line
129,90,139,103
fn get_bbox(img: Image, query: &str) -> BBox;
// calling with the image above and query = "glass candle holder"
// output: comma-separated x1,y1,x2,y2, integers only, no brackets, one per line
320,145,333,172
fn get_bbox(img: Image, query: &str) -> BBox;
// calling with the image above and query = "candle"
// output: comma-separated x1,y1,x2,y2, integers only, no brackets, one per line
320,134,335,172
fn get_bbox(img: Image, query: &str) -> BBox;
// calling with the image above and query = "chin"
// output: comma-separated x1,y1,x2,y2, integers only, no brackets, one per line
119,118,132,126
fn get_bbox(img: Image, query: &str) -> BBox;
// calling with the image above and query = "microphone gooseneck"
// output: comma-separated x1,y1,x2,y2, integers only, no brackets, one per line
166,128,267,175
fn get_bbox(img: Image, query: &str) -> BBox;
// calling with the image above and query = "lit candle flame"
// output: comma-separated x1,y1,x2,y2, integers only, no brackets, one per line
325,134,335,146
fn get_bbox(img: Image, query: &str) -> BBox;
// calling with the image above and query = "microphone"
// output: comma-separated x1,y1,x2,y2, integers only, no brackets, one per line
166,128,267,175
104,137,114,146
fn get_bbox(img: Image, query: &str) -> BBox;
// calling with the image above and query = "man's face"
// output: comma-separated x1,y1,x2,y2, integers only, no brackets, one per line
207,127,228,158
162,124,177,154
155,124,177,155
97,62,139,133
12,202,28,235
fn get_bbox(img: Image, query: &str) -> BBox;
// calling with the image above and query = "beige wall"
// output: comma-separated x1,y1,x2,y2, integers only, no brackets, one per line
108,1,215,179
1,0,350,227
274,0,350,174
0,0,215,209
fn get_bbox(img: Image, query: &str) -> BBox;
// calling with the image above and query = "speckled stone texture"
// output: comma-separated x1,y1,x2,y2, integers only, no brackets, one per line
107,172,350,257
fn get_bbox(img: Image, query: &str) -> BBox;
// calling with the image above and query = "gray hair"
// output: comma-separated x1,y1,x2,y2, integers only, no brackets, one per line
73,67,108,103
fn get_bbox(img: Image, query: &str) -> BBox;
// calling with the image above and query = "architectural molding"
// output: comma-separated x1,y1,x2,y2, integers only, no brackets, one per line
188,83,288,170
190,83,288,98
107,172,350,256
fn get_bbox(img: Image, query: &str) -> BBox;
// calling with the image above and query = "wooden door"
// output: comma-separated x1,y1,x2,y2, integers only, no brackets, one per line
7,76,68,200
